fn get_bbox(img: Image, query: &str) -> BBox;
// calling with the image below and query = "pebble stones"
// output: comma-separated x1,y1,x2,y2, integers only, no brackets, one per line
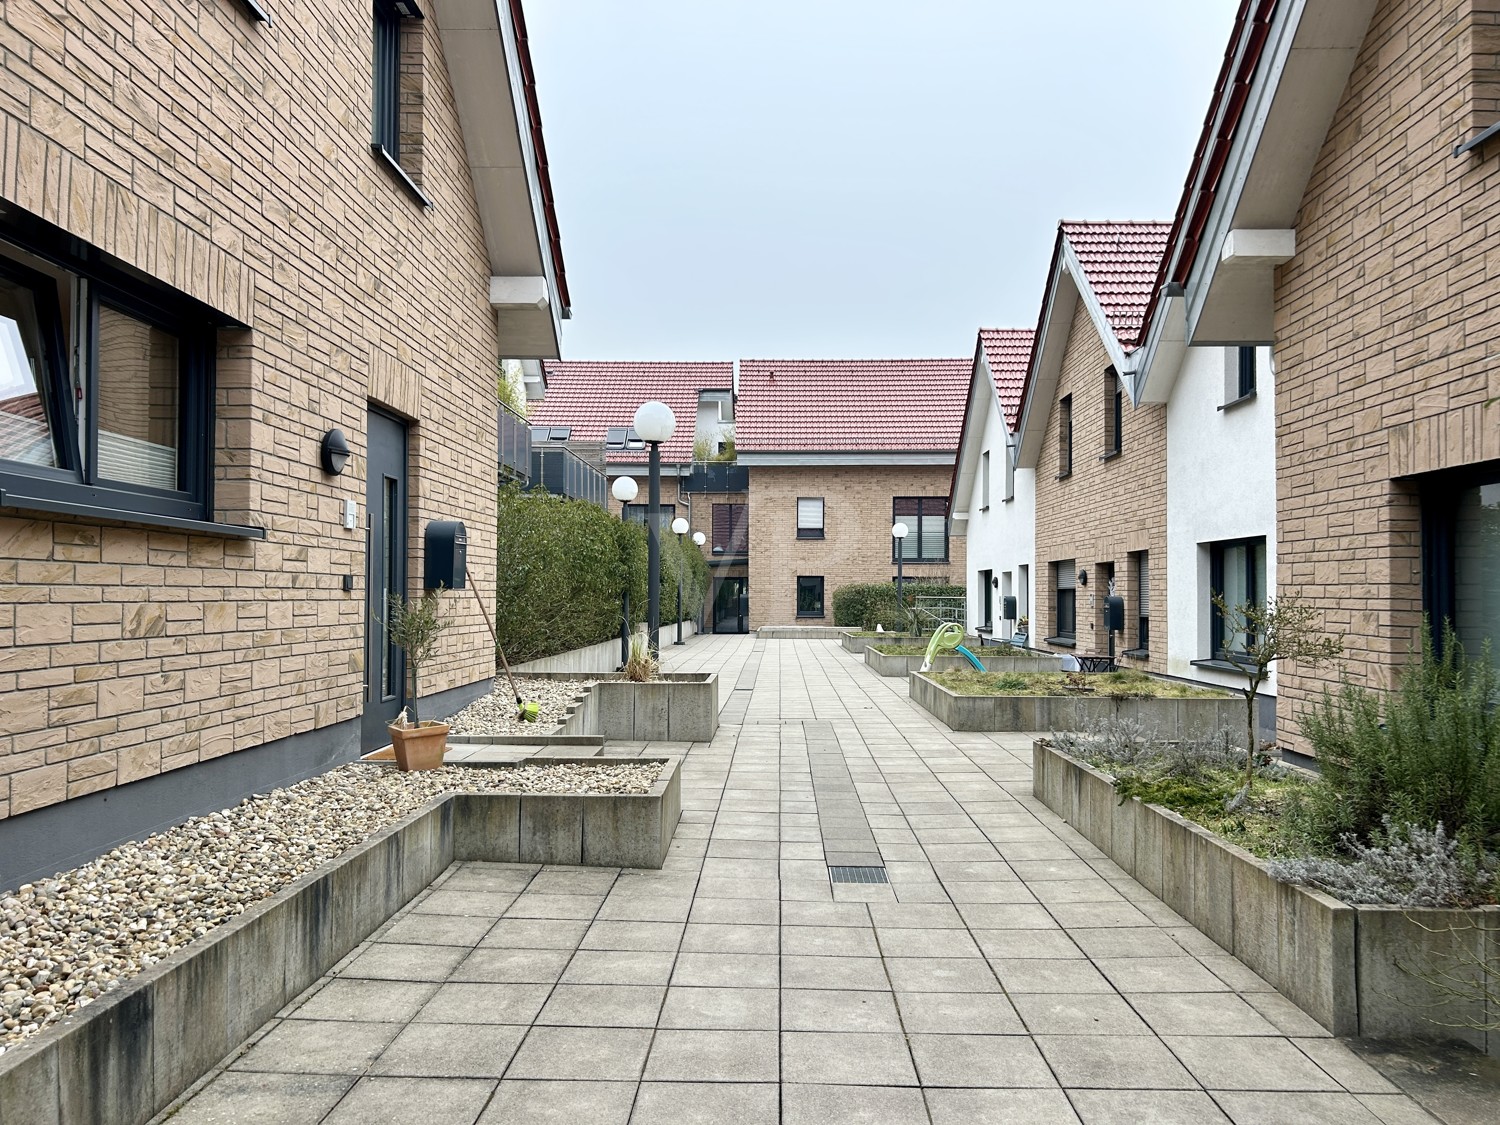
0,759,660,1054
444,677,596,736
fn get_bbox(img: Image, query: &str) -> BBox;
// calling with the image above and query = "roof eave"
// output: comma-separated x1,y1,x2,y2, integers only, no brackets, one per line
433,0,569,358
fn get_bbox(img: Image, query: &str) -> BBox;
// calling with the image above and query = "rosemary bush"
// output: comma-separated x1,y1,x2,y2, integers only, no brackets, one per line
1296,625,1500,855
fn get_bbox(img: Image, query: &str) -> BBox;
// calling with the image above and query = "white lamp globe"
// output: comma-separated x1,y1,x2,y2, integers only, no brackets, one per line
891,521,909,539
692,531,706,546
633,400,677,444
611,476,639,503
671,517,690,535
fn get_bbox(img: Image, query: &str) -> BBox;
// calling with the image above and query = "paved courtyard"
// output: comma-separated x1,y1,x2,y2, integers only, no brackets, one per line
157,635,1438,1124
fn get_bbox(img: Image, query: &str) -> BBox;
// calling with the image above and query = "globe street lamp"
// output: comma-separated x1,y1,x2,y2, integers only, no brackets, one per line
892,521,910,629
633,401,676,657
611,475,639,664
672,516,690,645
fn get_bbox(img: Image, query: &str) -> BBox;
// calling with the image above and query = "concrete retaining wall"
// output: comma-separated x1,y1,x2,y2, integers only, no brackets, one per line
0,757,684,1125
1033,740,1499,1055
909,673,1241,734
513,622,698,675
864,648,1063,678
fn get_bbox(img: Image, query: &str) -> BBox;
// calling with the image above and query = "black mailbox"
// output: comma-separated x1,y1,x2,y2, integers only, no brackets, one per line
1104,594,1125,634
1002,596,1017,621
425,520,467,590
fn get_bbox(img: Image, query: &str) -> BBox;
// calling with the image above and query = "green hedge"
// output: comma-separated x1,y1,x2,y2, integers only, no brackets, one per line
494,486,708,663
831,581,965,632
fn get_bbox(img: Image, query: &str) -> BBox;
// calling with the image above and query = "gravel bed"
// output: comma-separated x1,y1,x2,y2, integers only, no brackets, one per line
444,676,596,735
0,759,661,1054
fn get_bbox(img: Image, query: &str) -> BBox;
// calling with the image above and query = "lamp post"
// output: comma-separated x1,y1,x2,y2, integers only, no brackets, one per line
672,516,690,645
692,530,706,632
633,401,676,658
892,521,909,629
611,475,639,665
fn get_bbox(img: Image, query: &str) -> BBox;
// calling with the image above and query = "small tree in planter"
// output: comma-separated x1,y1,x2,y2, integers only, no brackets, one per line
385,588,452,770
1212,592,1342,808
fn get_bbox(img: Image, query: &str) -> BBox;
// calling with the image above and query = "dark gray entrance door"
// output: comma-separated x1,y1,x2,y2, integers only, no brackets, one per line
713,577,748,634
363,409,408,749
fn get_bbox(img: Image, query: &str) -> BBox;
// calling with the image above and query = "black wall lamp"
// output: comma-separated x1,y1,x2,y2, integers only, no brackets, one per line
1078,569,1089,587
320,429,351,475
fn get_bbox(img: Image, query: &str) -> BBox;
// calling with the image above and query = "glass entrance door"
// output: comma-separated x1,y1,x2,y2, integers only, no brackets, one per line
713,577,748,634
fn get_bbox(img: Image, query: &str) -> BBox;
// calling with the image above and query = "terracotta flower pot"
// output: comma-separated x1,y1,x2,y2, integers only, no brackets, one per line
388,720,449,772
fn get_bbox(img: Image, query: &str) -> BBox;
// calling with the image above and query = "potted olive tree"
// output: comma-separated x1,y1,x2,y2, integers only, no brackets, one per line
386,588,451,771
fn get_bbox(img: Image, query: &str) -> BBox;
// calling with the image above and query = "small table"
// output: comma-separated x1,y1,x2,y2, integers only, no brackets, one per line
1075,654,1119,673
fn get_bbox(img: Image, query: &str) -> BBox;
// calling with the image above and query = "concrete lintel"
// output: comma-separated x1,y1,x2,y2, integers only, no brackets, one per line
489,275,551,309
1220,228,1296,267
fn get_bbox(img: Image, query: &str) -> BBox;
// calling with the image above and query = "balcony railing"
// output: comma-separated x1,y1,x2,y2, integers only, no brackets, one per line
529,446,608,506
681,460,749,494
498,403,531,481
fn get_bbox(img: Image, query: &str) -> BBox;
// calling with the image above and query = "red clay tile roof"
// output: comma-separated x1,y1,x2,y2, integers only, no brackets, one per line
978,329,1034,431
736,358,970,454
532,361,733,464
1060,221,1172,349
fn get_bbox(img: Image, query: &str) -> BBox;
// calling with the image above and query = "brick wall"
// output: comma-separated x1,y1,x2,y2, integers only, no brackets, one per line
0,1,508,819
1032,303,1168,670
746,465,964,629
1274,0,1500,748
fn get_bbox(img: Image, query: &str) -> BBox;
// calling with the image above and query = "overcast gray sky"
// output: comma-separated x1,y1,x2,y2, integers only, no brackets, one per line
525,1,1238,361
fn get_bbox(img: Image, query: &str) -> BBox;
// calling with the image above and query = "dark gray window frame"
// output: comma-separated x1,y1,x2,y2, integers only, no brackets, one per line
372,0,431,208
0,213,259,539
796,575,825,618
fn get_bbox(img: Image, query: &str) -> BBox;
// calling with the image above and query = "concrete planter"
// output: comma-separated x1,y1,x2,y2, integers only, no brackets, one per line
435,673,720,744
589,673,719,742
0,755,683,1125
864,647,1063,678
757,625,851,639
839,632,921,655
909,672,1241,734
1033,739,1500,1055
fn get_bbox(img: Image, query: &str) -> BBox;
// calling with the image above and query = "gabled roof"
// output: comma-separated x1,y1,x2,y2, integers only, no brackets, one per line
530,361,733,464
1058,221,1172,349
949,328,1036,512
735,358,970,454
978,328,1034,431
1013,221,1169,470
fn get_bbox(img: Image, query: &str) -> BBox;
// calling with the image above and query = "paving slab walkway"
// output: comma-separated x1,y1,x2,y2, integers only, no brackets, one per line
156,636,1441,1125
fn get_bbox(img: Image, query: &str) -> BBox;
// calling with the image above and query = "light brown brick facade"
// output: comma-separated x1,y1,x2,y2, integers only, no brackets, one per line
747,465,964,629
1032,304,1167,670
0,1,523,821
1273,0,1500,747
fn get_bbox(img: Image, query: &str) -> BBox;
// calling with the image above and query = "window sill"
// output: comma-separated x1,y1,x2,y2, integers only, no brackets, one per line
1055,471,1072,481
1002,495,1014,504
1043,636,1076,648
0,487,266,539
795,531,825,540
1099,450,1122,462
371,144,433,208
1121,648,1150,660
1218,390,1257,413
237,0,272,20
1191,657,1253,674
795,614,825,620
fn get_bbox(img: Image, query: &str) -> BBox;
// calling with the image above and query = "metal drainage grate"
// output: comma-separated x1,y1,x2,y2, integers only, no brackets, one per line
828,866,889,885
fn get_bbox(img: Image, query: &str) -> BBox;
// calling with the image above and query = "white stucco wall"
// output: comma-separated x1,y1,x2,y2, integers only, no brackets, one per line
961,388,1036,640
1165,345,1277,693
